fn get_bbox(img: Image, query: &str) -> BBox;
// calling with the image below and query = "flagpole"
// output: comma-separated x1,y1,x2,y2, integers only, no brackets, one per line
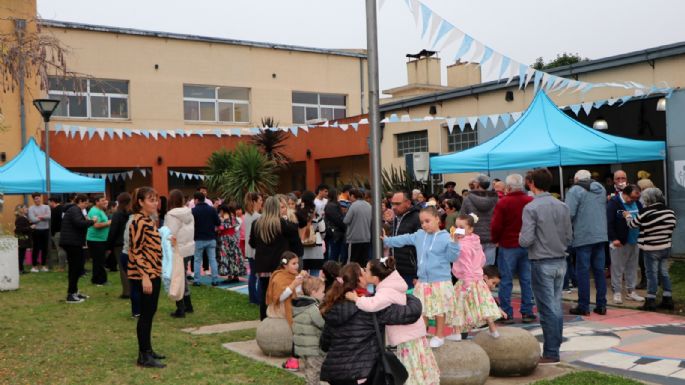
366,0,383,260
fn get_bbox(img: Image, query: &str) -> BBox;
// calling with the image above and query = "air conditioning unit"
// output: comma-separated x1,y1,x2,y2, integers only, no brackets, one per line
412,152,430,181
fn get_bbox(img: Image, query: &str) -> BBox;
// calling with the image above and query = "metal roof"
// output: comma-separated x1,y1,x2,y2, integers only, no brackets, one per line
40,19,368,59
380,41,685,112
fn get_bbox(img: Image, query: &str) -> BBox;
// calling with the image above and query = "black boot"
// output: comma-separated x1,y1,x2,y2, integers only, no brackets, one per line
184,295,194,313
658,296,674,310
640,297,657,311
137,351,166,368
150,350,166,360
170,300,185,318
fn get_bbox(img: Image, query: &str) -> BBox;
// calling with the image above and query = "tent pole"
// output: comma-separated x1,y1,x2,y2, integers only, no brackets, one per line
663,159,668,204
559,165,564,200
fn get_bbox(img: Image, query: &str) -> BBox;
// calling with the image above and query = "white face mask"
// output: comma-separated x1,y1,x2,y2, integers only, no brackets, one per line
616,182,627,189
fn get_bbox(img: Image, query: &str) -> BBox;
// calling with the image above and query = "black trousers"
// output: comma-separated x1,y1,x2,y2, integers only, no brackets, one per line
88,240,108,284
349,243,370,266
18,247,27,272
64,245,84,295
32,229,50,266
259,276,271,320
131,277,161,353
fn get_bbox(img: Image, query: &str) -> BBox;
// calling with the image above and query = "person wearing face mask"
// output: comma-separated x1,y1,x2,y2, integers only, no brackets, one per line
611,170,628,198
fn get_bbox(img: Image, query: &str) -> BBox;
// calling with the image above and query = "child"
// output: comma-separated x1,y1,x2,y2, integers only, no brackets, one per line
217,204,245,282
292,277,326,385
382,206,460,348
346,256,440,385
449,214,504,338
320,260,341,293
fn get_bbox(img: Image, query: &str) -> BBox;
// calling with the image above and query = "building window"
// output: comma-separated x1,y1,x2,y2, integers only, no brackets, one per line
396,131,428,157
183,85,250,123
292,92,346,124
447,124,478,153
48,77,129,119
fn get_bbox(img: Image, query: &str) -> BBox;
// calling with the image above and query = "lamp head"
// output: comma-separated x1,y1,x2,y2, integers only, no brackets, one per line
33,99,60,122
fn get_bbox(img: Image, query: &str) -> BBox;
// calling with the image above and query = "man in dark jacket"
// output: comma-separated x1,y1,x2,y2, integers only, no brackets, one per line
607,184,644,304
461,174,499,265
191,191,221,286
389,191,421,288
48,196,66,270
320,295,422,383
59,194,95,303
491,174,536,323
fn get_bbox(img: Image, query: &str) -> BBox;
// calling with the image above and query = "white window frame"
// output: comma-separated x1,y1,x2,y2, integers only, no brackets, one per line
292,92,346,124
446,124,478,153
396,130,428,157
48,77,129,120
183,85,250,123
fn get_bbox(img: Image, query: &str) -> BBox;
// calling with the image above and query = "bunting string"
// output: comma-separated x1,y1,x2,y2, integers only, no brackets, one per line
73,168,150,182
168,170,207,181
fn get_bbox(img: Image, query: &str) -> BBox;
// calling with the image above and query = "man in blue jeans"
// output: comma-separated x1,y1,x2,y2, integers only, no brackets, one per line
565,170,608,316
491,174,536,323
519,168,572,365
191,191,221,286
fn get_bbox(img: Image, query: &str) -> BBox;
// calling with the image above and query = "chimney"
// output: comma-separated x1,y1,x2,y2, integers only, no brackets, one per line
406,50,441,86
447,62,481,88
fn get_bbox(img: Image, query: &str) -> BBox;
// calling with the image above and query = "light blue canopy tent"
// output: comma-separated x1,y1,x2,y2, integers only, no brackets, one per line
0,138,105,194
431,91,666,175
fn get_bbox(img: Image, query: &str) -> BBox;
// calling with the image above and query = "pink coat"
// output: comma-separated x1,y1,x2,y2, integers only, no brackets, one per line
356,270,426,346
451,234,485,286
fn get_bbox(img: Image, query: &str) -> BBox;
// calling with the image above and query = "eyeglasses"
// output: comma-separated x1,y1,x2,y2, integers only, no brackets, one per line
390,202,403,206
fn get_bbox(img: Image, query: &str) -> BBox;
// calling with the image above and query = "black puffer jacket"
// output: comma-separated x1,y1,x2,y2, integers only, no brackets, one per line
59,205,94,247
391,206,421,280
320,295,422,382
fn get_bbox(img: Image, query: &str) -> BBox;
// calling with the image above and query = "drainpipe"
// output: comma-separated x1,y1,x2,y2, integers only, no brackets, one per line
15,19,27,148
359,58,365,114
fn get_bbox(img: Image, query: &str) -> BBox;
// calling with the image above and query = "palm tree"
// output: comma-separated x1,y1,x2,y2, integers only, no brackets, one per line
205,148,234,192
211,143,278,201
250,117,292,168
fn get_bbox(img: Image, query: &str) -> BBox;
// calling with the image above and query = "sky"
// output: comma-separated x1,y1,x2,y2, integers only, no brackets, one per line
37,0,685,92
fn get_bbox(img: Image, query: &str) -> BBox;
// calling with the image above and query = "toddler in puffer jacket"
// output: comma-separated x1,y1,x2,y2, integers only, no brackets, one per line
292,277,326,385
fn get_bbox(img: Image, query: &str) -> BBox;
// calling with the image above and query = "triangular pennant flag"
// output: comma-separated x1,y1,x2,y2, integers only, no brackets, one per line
96,128,106,140
510,111,522,121
358,118,369,124
87,127,96,140
619,95,633,105
69,126,78,138
213,129,222,138
400,115,411,122
457,117,467,132
518,63,528,89
427,12,442,42
478,115,490,129
127,171,134,179
524,67,536,88
423,116,434,121
607,98,618,106
123,128,132,137
486,52,502,79
594,99,607,109
438,27,463,51
500,112,511,126
446,118,457,134
290,126,299,136
54,123,62,134
231,128,241,137
168,170,173,176
78,127,87,140
389,114,400,123
175,129,185,137
113,128,123,140
331,122,339,128
431,20,453,48
300,125,309,133
419,3,433,39
159,130,167,139
581,102,594,116
250,128,261,135
570,104,582,116
168,130,176,138
150,130,159,140
411,0,420,26
498,56,511,80
467,116,479,129
480,47,494,65
140,129,149,139
454,35,474,61
533,70,544,94
140,169,147,177
339,124,349,131
466,41,484,64
196,130,204,137
321,120,330,127
380,118,390,123
351,123,359,131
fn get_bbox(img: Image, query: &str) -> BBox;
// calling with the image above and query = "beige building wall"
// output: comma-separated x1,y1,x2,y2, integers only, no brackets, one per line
381,55,685,192
43,25,368,130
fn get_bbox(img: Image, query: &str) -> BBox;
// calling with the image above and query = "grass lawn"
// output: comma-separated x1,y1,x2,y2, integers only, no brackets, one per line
532,371,644,385
670,260,685,313
0,269,303,385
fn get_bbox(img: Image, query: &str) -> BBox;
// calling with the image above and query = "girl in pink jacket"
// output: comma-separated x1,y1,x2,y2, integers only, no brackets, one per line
449,214,505,338
346,256,439,385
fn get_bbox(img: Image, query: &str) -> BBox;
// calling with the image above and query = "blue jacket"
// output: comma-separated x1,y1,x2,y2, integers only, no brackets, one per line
565,180,607,247
191,202,220,241
383,229,459,283
607,195,642,245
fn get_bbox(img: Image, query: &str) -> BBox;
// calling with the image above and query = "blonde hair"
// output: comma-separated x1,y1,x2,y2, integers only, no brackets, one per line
302,277,324,296
254,196,282,244
14,204,26,216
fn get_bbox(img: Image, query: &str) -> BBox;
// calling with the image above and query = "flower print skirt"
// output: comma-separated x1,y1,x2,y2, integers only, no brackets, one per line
449,279,502,332
414,280,455,318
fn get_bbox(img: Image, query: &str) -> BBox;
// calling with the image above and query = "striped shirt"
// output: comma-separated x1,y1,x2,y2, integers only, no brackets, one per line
626,203,676,251
127,213,162,280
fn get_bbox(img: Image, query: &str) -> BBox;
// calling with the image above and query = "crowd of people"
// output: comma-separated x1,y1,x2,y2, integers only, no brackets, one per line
11,166,678,381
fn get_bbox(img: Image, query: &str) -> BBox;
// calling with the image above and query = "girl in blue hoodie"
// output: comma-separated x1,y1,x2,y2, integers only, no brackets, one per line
383,206,460,348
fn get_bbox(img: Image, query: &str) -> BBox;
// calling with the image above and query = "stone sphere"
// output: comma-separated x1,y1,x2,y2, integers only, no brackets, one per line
255,317,293,357
473,327,540,377
433,340,490,385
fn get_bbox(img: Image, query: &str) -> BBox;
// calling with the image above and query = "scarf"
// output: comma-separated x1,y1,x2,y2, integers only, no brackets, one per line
265,268,297,326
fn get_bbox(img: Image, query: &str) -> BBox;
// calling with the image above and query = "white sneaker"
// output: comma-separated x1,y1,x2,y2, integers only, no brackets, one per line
30,267,39,273
40,266,49,272
429,336,445,348
626,292,645,302
613,293,623,304
487,330,500,339
445,334,462,341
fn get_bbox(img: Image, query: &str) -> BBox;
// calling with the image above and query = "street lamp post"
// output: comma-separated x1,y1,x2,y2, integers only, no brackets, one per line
32,98,60,202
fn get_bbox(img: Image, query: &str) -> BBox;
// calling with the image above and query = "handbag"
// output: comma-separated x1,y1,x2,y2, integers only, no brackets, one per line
371,313,409,385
